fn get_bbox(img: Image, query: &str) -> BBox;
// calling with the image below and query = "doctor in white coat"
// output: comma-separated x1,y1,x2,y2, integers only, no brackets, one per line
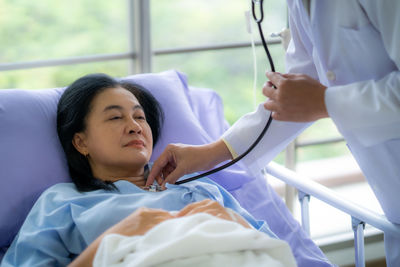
148,1,400,265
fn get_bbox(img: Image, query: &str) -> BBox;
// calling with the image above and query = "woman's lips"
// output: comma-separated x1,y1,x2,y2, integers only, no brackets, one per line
125,140,145,148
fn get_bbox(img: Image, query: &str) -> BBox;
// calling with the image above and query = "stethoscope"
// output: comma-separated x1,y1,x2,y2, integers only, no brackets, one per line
175,0,275,185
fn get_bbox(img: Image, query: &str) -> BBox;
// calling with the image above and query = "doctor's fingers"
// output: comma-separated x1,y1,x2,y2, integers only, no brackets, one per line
281,73,306,79
265,72,309,92
162,164,176,179
263,100,285,120
146,147,178,186
262,82,277,99
263,98,295,120
268,111,293,121
265,71,288,88
160,166,187,189
269,71,305,80
146,162,164,187
263,98,280,112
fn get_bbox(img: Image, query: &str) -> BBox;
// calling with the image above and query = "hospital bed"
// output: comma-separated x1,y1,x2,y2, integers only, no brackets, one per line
0,69,399,266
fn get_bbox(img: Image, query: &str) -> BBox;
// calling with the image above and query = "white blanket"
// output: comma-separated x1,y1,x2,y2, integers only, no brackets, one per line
93,213,296,267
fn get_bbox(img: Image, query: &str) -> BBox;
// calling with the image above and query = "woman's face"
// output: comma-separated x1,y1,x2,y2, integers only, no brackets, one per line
73,87,153,179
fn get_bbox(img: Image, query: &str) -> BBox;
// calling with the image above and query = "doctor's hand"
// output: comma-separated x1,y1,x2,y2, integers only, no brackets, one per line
146,140,232,189
263,72,329,122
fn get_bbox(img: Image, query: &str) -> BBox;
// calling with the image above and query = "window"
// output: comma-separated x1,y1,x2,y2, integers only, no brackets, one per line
151,0,287,123
0,0,130,89
1,0,359,210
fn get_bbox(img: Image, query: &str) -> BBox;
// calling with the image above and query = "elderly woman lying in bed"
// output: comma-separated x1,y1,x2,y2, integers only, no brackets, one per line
1,74,295,267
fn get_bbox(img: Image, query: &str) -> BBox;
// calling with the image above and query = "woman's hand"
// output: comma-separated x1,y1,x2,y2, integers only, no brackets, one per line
146,140,232,188
177,199,251,229
104,207,174,236
69,208,174,267
69,201,249,267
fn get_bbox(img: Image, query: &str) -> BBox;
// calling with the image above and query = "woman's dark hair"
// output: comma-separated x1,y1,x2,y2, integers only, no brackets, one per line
57,73,164,192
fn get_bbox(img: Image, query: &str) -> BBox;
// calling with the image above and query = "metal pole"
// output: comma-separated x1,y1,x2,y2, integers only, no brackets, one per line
352,217,366,267
298,191,310,236
127,0,136,74
284,140,297,213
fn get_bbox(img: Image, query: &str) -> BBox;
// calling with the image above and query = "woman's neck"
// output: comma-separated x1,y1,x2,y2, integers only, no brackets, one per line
114,175,147,187
92,164,148,188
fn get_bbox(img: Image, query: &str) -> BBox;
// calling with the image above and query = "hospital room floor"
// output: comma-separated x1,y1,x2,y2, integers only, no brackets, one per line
267,155,386,266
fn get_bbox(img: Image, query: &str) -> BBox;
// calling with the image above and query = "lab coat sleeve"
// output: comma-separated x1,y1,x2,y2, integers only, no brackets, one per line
222,104,309,175
324,0,400,147
285,0,319,79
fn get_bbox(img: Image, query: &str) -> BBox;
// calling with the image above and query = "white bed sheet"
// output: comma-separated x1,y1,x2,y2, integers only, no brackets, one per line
94,213,296,267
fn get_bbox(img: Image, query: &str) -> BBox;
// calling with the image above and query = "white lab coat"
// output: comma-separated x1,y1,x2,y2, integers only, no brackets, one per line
222,0,400,265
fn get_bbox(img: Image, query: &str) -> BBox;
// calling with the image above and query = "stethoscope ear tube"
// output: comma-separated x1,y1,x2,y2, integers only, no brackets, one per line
253,0,275,73
176,0,274,185
252,0,264,23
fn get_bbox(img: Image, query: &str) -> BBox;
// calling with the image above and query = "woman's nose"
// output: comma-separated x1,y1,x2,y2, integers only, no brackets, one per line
127,118,142,134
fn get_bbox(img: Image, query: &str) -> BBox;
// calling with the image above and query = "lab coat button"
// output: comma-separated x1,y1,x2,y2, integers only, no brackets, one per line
326,70,336,81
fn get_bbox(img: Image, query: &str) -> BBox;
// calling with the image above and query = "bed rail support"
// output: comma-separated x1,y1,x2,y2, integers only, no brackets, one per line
297,193,368,266
352,217,366,267
265,162,400,266
298,190,310,236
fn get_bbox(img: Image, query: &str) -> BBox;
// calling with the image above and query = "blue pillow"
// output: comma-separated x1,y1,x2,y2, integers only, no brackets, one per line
0,87,69,249
0,70,220,249
187,86,230,141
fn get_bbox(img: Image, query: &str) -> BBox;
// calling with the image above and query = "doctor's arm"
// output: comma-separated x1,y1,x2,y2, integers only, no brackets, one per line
146,140,232,187
147,103,309,187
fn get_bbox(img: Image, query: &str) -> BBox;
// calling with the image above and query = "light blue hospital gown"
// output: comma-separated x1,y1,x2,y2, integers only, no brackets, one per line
1,177,275,266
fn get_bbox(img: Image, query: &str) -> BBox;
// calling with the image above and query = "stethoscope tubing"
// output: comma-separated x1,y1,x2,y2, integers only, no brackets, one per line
176,0,274,185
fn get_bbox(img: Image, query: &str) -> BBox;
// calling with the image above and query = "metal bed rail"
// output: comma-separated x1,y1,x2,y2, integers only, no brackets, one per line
265,161,400,267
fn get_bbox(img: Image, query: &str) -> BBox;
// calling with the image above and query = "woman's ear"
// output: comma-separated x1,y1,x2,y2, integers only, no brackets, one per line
72,132,89,156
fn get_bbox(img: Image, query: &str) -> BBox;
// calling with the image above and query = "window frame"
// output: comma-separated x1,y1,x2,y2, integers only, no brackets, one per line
0,0,347,207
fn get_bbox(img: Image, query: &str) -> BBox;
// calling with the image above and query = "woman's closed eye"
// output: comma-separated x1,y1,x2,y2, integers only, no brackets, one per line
109,115,123,121
109,115,145,122
135,115,146,121
134,110,146,121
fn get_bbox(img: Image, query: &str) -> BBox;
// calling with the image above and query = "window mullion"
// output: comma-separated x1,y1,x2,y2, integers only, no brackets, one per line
129,0,152,74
